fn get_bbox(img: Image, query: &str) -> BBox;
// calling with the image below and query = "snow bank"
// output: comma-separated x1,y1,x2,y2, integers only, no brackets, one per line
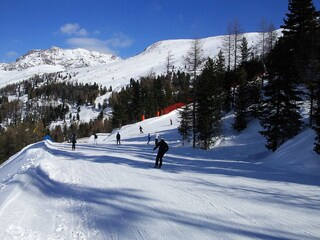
264,128,320,176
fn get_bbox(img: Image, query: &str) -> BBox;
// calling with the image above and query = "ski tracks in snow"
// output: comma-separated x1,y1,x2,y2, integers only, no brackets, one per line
0,142,101,240
1,140,320,239
47,145,101,239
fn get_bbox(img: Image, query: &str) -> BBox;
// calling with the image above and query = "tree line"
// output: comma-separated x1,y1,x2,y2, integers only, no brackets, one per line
108,71,190,128
0,72,112,163
178,0,320,153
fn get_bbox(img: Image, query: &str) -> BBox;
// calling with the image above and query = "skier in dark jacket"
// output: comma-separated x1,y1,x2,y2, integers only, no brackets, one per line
94,133,98,145
153,138,169,168
71,133,77,150
139,125,144,134
116,132,121,145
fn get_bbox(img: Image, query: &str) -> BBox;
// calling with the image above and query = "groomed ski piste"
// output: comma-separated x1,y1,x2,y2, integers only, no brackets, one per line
0,109,319,240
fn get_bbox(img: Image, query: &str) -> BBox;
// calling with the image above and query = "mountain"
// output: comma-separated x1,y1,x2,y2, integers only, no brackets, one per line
64,33,260,91
1,46,120,71
0,32,263,89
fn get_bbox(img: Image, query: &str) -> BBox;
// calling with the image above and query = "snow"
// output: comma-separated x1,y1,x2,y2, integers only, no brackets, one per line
0,109,319,240
0,32,262,90
0,65,65,88
1,47,120,71
0,30,319,239
65,35,236,92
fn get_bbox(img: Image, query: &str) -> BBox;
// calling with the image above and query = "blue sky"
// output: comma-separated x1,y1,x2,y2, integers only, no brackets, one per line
1,0,319,62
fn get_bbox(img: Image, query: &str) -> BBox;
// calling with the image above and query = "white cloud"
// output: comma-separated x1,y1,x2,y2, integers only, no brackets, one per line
58,23,133,55
66,37,114,54
59,23,88,37
65,33,133,54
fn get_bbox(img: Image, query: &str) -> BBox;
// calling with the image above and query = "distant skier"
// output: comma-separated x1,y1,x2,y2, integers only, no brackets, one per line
155,132,160,146
139,125,144,134
94,133,98,145
153,138,169,168
71,133,77,150
147,133,151,145
116,132,121,145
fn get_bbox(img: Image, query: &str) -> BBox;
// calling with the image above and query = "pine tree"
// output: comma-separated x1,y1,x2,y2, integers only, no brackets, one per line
129,78,143,121
233,37,253,132
306,59,320,126
178,103,193,146
0,127,17,163
153,75,167,113
281,0,320,152
195,56,225,149
282,0,320,68
184,39,204,148
239,36,251,64
177,72,192,146
257,0,320,151
140,77,156,118
311,51,320,153
259,38,303,151
233,68,249,132
314,72,320,153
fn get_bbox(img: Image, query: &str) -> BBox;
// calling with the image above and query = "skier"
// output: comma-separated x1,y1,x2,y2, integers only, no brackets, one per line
94,133,98,145
139,125,144,134
71,133,77,150
153,138,169,168
155,132,160,146
116,132,121,145
147,133,151,145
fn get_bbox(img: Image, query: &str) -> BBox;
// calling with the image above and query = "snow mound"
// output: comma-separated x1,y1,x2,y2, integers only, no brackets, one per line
264,128,320,176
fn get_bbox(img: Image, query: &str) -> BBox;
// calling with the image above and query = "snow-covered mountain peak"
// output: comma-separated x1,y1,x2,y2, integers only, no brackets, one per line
1,31,282,89
2,47,121,71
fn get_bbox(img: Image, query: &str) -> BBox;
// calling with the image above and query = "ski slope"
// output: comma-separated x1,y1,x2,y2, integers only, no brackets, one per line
0,110,319,239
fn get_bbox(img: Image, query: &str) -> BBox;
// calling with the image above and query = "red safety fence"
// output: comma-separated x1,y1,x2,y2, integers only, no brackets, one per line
160,102,185,115
141,102,186,121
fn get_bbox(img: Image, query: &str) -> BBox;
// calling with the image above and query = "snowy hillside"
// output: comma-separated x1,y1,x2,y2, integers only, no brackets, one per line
1,47,120,71
66,33,260,92
0,32,262,90
0,65,65,88
0,109,319,239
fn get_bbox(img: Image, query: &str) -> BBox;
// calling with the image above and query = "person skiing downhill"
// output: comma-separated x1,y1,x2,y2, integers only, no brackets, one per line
153,138,169,168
